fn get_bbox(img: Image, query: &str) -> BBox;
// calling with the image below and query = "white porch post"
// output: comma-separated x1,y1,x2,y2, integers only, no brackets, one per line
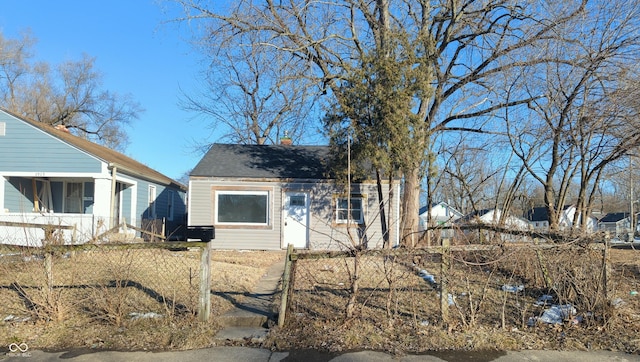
93,178,112,229
0,175,5,213
109,166,117,228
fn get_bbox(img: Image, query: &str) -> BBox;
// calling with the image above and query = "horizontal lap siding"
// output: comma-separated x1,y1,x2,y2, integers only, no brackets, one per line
307,183,393,250
189,179,282,250
0,112,101,173
189,178,397,250
4,177,31,212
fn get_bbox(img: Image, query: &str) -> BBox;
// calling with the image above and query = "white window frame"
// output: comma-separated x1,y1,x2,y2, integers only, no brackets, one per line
335,196,365,224
34,178,53,213
215,190,269,226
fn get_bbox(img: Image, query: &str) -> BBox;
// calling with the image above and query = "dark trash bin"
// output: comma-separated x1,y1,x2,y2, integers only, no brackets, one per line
186,225,215,242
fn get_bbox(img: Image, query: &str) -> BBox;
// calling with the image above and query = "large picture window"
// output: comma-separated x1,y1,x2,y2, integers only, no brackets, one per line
216,190,269,225
335,196,364,224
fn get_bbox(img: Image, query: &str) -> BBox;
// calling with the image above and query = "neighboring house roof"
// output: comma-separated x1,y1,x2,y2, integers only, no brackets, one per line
2,108,185,190
458,208,494,223
418,202,463,218
525,205,577,222
526,207,548,222
599,212,630,223
191,143,333,179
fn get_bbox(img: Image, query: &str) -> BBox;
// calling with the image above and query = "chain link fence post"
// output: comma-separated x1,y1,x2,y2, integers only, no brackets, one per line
198,241,211,322
278,244,295,327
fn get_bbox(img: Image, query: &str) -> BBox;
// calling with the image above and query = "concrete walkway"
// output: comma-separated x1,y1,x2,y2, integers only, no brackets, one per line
213,255,286,343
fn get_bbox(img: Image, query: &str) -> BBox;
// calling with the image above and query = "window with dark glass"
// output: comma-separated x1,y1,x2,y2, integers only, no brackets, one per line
217,191,269,224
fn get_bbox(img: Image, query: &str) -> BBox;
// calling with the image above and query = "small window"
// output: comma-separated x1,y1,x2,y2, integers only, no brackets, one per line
167,190,174,221
336,196,364,224
0,122,5,136
216,190,269,225
290,195,306,207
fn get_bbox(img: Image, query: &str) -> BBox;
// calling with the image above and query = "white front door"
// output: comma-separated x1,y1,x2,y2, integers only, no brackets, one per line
283,192,309,248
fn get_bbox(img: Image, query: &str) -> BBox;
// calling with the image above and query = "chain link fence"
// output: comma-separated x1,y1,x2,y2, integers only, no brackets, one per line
0,242,208,327
281,230,617,333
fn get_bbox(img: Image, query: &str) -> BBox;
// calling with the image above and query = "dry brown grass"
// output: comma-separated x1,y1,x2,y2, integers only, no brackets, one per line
265,245,640,354
0,247,284,351
2,241,638,354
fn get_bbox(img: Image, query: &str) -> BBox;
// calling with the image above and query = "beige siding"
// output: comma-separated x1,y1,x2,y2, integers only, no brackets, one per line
307,183,398,250
188,178,399,250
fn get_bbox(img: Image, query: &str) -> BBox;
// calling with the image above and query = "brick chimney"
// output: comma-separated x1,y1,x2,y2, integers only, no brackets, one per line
280,131,292,145
55,124,70,133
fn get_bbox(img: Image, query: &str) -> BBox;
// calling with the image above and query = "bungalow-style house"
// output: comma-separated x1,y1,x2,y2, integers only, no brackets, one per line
598,212,637,239
418,201,463,231
418,202,463,239
526,205,597,233
188,143,401,250
0,109,187,246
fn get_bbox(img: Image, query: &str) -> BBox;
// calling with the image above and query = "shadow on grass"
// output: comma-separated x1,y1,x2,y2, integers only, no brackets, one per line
3,279,190,316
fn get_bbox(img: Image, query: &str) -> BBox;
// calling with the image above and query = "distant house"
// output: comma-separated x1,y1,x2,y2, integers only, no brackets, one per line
418,202,463,230
598,212,635,239
458,208,529,230
456,208,530,242
0,109,187,246
418,202,463,239
188,143,401,250
526,207,550,231
525,205,597,233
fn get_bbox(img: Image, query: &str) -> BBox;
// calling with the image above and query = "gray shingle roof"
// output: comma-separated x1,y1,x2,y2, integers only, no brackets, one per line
191,143,333,179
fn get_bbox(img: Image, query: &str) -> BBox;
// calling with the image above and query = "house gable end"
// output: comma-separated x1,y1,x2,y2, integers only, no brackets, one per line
0,110,102,173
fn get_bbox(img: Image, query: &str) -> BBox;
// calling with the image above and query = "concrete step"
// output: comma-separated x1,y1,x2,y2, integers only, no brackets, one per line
214,327,268,343
217,308,270,328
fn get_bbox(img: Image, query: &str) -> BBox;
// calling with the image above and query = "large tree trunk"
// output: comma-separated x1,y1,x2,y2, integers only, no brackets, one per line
400,167,421,247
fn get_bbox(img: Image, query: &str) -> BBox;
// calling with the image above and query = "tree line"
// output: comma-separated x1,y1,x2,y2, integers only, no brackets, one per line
0,31,141,151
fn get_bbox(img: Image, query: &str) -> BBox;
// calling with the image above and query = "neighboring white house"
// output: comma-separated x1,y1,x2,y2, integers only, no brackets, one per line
456,208,530,242
418,202,463,231
458,208,530,230
526,205,597,233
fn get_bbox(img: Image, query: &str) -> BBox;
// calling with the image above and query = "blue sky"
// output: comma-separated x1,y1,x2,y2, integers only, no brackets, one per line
0,0,208,181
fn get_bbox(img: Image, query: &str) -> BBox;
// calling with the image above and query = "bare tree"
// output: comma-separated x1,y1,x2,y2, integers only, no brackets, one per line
0,31,141,151
173,0,591,245
505,0,640,232
180,30,318,146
